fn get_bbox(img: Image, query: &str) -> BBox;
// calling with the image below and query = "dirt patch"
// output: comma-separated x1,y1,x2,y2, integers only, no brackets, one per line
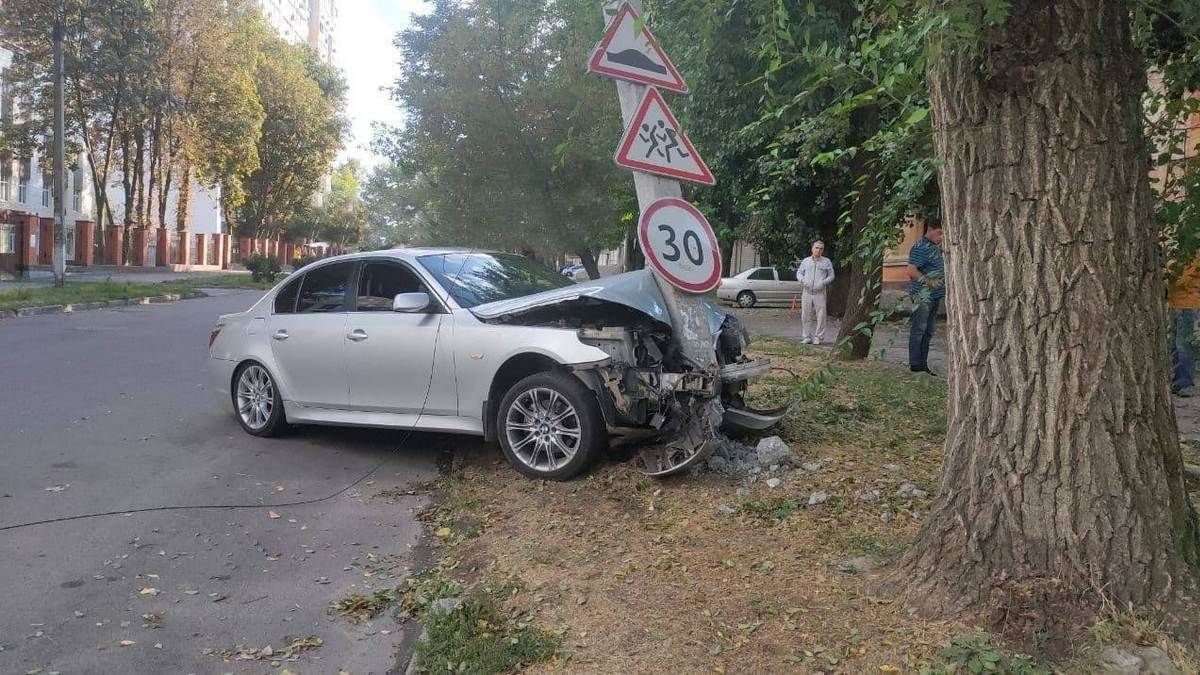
420,337,1200,673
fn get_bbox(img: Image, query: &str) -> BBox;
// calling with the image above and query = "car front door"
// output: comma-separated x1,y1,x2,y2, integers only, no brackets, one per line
268,261,354,409
344,260,455,416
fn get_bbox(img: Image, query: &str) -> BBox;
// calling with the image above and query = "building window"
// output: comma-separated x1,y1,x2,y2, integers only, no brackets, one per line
0,153,10,201
17,157,30,203
73,166,83,212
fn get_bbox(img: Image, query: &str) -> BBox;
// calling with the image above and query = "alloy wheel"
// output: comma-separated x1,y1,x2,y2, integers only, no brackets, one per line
236,364,274,431
504,387,581,472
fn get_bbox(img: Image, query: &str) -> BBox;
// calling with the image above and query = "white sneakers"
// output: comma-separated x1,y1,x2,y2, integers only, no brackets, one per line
801,337,821,345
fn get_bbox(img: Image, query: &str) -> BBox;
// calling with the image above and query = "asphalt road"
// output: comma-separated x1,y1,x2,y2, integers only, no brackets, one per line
0,290,444,674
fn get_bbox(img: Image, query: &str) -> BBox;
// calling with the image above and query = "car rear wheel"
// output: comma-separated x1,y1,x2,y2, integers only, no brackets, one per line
232,362,288,437
736,291,757,308
497,371,604,480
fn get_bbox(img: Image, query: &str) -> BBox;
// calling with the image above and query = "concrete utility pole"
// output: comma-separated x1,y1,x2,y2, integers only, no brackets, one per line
603,0,717,372
52,9,67,286
600,0,722,474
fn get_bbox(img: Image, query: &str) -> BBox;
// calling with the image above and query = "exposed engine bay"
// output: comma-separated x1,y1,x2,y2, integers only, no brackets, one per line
471,270,790,476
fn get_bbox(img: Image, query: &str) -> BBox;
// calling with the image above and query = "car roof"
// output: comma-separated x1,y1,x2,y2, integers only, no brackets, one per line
305,247,503,265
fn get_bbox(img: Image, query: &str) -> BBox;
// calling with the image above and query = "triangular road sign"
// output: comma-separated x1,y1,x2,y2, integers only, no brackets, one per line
614,87,715,186
588,2,688,94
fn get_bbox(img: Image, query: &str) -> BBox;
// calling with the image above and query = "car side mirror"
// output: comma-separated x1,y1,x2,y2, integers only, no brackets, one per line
392,292,431,313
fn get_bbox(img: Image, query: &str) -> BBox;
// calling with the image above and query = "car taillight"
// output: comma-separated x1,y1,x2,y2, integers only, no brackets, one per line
209,325,223,349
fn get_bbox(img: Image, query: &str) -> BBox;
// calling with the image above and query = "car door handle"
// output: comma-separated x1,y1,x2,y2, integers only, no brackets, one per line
346,329,368,342
272,329,289,341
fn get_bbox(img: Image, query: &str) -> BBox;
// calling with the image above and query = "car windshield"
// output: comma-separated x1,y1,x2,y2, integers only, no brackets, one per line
418,252,574,308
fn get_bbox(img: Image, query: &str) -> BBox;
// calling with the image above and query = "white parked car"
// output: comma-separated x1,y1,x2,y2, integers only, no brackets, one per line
208,249,783,480
716,266,803,308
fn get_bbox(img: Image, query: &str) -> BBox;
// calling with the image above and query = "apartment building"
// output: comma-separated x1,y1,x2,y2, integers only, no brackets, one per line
259,0,337,64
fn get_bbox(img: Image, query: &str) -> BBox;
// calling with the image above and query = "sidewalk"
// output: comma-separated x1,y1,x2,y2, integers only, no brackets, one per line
2,268,251,290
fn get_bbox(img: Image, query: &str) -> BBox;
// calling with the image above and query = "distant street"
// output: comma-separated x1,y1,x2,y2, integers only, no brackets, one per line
0,290,443,674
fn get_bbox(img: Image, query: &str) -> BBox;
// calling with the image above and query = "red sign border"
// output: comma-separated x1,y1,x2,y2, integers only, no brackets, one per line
638,197,723,294
614,87,716,186
587,2,688,94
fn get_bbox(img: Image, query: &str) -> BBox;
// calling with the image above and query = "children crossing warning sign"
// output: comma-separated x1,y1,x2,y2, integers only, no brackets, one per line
587,1,688,94
614,87,714,186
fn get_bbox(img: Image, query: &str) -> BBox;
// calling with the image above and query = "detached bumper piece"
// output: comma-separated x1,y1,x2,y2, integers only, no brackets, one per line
722,402,793,433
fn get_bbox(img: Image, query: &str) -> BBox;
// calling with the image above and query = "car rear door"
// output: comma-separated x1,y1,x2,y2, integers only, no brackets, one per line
267,261,353,409
745,267,777,302
344,259,456,416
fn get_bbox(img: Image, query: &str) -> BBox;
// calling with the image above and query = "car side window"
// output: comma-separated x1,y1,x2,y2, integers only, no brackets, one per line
296,262,353,313
355,261,426,312
777,267,797,282
748,268,775,281
274,275,302,314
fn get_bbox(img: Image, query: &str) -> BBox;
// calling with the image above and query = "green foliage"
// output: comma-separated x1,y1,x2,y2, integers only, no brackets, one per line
284,161,368,249
412,592,560,675
923,633,1047,675
238,37,347,236
244,253,281,283
370,0,631,259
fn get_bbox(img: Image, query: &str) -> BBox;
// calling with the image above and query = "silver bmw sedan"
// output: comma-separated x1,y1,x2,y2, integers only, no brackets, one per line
208,249,782,480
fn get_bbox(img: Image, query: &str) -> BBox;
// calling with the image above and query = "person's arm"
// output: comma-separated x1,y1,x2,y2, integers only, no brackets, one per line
818,261,835,290
907,263,922,281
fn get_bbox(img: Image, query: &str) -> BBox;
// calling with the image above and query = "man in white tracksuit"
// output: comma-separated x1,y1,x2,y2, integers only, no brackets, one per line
796,241,835,344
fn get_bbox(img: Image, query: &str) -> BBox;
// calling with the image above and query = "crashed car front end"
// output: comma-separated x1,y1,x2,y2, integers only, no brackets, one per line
472,270,790,476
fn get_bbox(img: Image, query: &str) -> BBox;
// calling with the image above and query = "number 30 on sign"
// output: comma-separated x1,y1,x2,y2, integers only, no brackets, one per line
638,197,722,294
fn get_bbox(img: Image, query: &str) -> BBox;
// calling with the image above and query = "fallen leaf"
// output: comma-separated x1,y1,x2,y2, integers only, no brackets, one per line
118,640,135,647
44,484,70,492
138,588,159,596
267,511,281,519
434,527,451,537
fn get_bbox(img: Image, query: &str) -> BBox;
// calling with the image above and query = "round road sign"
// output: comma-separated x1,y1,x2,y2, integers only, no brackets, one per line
638,197,722,293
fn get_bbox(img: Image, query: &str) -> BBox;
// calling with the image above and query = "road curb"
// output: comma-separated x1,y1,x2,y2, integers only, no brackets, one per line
2,290,208,319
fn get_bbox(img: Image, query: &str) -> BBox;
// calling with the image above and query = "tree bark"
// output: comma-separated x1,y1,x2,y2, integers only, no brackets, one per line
898,0,1200,617
834,104,882,360
575,249,600,280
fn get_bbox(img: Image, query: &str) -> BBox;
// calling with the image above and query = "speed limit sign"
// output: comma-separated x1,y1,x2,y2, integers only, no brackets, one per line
638,197,722,293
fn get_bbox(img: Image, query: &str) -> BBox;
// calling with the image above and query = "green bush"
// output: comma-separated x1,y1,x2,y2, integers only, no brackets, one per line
245,253,282,283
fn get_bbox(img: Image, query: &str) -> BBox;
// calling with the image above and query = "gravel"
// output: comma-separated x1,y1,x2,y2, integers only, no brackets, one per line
765,478,782,489
807,490,829,506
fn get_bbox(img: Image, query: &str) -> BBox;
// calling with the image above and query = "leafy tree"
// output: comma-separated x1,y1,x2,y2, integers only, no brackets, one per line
285,160,366,249
374,0,631,277
236,35,346,237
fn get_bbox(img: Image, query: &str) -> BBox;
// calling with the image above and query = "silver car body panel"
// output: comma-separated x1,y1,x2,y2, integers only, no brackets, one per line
209,249,784,466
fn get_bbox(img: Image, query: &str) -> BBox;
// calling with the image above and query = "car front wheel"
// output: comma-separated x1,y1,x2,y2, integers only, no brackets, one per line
232,362,288,437
497,371,604,480
736,291,757,308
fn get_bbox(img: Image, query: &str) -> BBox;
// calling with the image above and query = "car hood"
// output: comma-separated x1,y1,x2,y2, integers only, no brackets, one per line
471,269,727,334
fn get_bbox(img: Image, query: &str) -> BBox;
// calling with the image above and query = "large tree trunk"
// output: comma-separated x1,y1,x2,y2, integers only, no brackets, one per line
834,105,881,360
575,249,600,280
899,0,1200,618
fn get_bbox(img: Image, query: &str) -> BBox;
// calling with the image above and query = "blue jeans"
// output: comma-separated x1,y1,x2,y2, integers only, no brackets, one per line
1173,309,1195,392
909,297,940,372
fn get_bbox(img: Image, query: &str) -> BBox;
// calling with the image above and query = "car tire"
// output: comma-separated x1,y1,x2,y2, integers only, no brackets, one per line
232,362,289,437
736,291,757,308
496,370,605,480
